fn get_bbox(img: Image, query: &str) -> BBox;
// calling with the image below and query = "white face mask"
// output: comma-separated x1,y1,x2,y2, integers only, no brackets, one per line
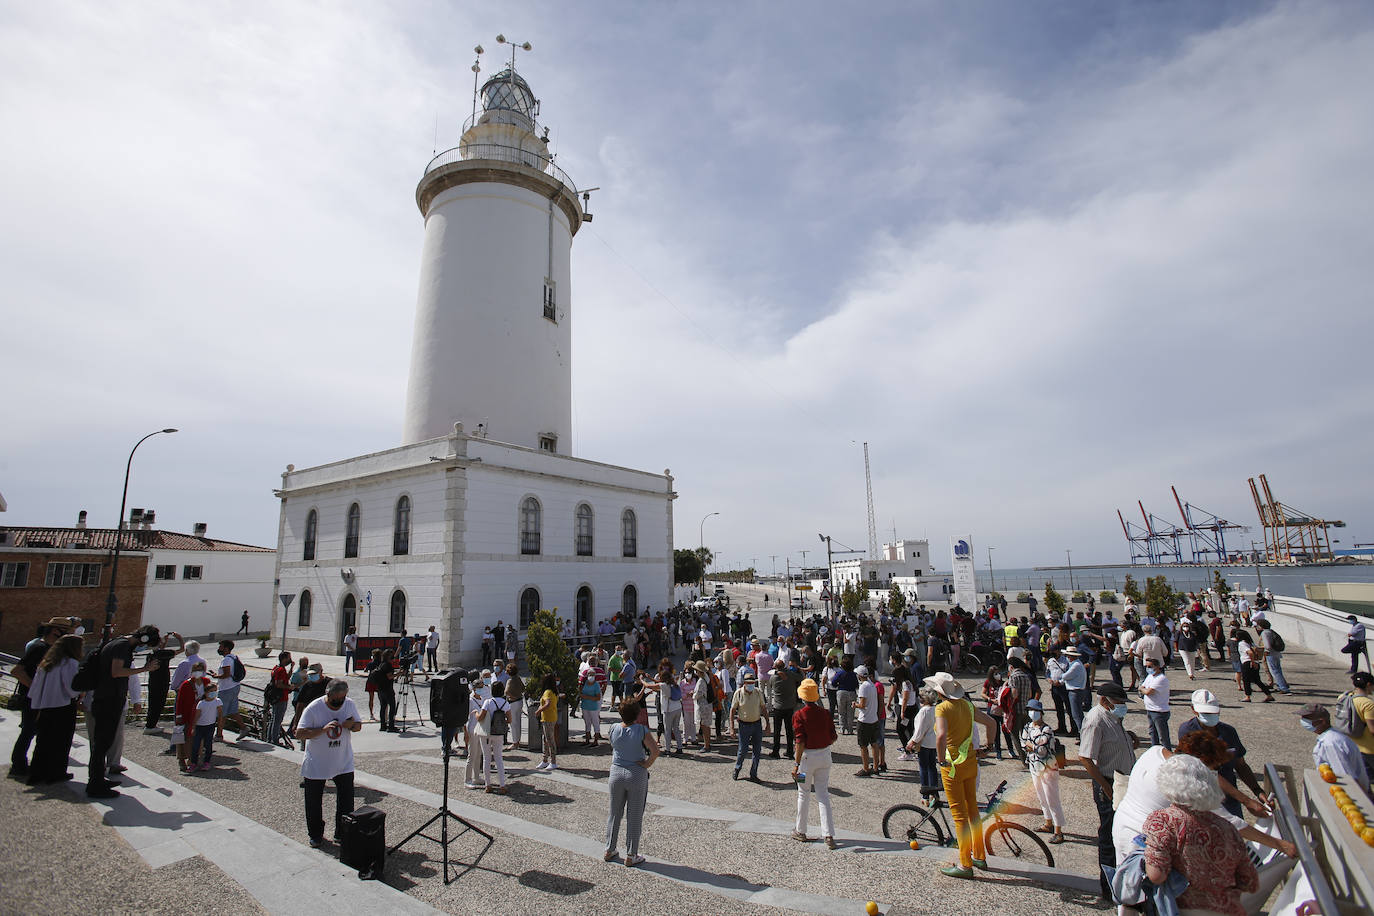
1029,710,1043,721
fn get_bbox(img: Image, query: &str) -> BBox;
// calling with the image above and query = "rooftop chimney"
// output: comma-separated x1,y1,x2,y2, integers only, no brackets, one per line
76,510,87,530
193,522,207,537
129,508,144,530
142,509,156,530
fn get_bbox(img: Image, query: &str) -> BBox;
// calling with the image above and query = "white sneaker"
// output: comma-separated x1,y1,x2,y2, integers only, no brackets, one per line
546,763,558,771
464,781,481,790
534,762,549,770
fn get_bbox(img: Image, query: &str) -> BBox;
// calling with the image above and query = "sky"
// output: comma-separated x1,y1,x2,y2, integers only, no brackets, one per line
2,0,1373,571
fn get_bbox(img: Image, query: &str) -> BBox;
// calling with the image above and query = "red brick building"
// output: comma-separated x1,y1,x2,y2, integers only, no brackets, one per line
0,530,150,653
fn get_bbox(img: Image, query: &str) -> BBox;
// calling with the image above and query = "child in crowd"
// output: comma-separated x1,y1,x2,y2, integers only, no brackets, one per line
190,682,224,773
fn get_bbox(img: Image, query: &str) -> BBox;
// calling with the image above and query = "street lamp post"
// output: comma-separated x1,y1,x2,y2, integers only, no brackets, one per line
102,428,178,645
1066,549,1075,592
818,534,833,612
699,511,719,594
987,545,996,594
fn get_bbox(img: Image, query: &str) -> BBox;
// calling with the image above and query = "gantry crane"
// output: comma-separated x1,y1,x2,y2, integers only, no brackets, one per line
1247,474,1344,563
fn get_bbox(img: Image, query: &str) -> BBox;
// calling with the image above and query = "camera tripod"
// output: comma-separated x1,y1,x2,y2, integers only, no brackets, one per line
395,675,422,734
389,743,493,883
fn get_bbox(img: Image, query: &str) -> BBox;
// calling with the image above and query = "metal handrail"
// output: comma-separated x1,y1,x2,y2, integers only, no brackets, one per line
1264,762,1342,916
423,143,578,196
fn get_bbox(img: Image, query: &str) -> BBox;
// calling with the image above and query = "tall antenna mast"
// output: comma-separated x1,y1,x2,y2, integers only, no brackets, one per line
863,442,879,561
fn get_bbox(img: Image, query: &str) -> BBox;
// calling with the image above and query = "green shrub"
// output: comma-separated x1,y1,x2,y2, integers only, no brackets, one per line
1099,591,1117,604
1016,592,1031,603
1044,583,1066,617
525,608,579,710
1123,574,1142,602
1071,590,1089,603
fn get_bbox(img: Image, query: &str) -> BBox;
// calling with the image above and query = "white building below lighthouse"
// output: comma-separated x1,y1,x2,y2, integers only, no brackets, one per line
270,54,675,663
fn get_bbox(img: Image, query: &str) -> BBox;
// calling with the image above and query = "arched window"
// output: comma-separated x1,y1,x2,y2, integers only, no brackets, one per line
393,495,411,556
520,497,541,555
621,509,637,558
575,503,593,557
389,590,406,634
298,589,313,627
344,503,361,558
302,509,317,561
519,587,540,630
622,583,637,617
575,585,593,632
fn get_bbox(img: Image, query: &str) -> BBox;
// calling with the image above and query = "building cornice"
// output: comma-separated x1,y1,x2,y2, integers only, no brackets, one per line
417,159,582,234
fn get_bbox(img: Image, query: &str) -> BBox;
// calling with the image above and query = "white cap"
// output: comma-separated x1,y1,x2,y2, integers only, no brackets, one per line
1190,688,1221,714
854,665,870,678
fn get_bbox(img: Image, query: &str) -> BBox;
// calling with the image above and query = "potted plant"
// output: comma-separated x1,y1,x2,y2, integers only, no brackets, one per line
1098,590,1117,604
524,608,574,750
1015,592,1031,604
255,635,272,658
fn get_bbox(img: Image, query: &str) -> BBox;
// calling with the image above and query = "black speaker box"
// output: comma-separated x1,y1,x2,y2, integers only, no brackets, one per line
339,805,386,879
428,669,469,727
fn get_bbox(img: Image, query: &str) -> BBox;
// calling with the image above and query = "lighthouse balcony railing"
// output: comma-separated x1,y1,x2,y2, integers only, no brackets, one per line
424,143,577,195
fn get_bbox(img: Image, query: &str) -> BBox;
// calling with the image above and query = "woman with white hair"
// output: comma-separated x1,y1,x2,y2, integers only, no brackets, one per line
1143,753,1258,916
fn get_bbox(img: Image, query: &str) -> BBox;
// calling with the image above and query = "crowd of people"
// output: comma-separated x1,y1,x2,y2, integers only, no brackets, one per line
6,586,1374,913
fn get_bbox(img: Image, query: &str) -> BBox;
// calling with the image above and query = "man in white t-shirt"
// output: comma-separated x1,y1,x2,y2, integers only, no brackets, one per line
425,626,440,672
854,666,880,777
1138,658,1172,750
215,640,246,742
296,679,362,848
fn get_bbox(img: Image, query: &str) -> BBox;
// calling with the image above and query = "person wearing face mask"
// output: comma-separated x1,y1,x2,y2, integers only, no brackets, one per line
1020,699,1066,844
1298,704,1368,792
297,679,362,849
189,681,224,772
213,639,246,743
1076,681,1137,901
465,669,490,789
1177,689,1273,820
729,671,765,780
173,661,211,772
1139,656,1172,749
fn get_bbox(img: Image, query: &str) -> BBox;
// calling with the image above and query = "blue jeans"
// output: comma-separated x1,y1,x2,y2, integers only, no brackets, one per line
191,724,216,765
1146,710,1172,749
735,719,762,778
1266,655,1290,692
1067,688,1089,733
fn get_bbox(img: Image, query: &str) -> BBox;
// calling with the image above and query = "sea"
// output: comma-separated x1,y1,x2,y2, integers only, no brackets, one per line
958,563,1374,598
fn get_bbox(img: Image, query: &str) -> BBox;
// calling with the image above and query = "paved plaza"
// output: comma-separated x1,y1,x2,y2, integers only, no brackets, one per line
0,615,1358,915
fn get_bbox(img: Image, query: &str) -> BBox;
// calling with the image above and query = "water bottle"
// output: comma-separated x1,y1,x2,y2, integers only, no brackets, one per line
795,768,806,784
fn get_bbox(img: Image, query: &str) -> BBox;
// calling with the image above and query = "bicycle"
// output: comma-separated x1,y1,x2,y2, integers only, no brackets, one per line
881,778,1054,867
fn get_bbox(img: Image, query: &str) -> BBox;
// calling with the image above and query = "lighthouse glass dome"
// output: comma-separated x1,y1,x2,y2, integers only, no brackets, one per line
482,69,537,119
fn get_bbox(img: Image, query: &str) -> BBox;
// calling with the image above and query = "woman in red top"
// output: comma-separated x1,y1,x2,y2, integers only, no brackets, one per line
1144,753,1258,916
173,661,210,772
791,677,838,848
266,651,294,746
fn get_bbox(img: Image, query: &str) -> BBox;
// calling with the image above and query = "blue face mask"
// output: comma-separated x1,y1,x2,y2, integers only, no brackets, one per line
1112,704,1128,719
1197,712,1220,727
308,673,320,682
1300,719,1316,732
1029,710,1043,722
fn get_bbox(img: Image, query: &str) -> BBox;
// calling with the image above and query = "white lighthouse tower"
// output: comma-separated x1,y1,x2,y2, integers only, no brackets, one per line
401,49,583,451
271,41,675,667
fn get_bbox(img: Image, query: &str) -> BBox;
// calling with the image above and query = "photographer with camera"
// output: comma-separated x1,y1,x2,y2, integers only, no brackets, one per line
143,630,184,732
86,624,163,798
369,649,398,732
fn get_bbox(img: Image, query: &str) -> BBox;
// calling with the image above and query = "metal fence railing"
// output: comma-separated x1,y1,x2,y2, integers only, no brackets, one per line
423,143,578,196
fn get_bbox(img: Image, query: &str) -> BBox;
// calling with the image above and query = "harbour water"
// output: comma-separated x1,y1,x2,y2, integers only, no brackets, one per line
967,563,1374,597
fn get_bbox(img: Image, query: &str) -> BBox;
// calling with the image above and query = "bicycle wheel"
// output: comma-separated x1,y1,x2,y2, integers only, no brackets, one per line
983,821,1054,868
960,651,984,675
881,803,946,846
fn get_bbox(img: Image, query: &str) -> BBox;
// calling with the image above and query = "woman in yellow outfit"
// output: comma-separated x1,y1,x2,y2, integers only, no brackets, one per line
926,672,998,879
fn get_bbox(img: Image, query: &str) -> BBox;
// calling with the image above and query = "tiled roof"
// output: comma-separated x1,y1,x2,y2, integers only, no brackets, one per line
1,526,272,553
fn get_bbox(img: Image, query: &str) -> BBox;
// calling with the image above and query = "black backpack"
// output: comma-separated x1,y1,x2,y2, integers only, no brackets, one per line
231,654,247,683
71,648,103,693
489,698,509,736
1268,631,1286,653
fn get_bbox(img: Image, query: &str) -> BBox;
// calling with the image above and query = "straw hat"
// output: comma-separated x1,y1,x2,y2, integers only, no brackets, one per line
694,660,709,675
923,671,965,699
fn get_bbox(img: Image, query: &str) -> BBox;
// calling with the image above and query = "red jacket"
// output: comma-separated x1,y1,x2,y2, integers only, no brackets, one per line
175,676,210,728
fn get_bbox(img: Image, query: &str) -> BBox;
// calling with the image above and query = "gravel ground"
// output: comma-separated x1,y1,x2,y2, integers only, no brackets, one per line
0,771,266,916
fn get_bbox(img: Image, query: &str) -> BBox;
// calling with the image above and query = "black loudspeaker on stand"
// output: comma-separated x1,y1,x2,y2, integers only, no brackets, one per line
389,670,492,883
